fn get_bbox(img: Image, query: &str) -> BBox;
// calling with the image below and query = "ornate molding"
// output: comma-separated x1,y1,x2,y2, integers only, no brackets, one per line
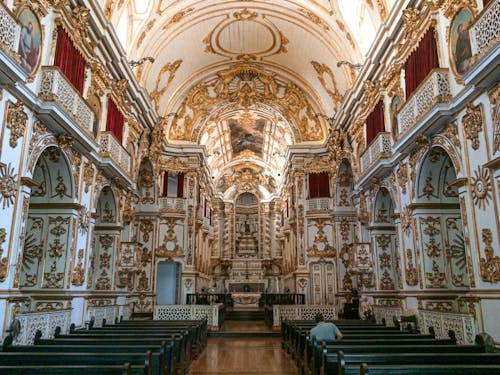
462,103,483,150
6,101,28,148
479,229,500,283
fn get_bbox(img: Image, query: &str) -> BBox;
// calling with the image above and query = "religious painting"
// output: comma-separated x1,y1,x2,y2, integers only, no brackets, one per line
449,8,474,77
229,117,265,158
17,7,42,74
390,95,402,138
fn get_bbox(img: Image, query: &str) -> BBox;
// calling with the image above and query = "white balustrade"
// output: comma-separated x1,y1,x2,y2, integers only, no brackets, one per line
470,0,500,57
397,69,451,134
0,4,21,54
373,305,404,327
38,67,95,134
154,304,220,330
273,305,337,328
87,305,121,327
360,132,393,173
307,198,332,211
418,310,476,345
98,132,132,175
13,309,71,345
159,197,187,212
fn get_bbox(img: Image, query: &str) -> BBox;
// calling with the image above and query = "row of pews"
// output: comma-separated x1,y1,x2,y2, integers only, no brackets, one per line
282,319,500,375
0,318,207,374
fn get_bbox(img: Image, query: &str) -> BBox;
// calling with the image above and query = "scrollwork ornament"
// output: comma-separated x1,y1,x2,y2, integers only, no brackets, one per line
0,163,18,209
0,228,8,281
471,165,492,210
479,229,500,283
462,103,483,150
6,101,28,148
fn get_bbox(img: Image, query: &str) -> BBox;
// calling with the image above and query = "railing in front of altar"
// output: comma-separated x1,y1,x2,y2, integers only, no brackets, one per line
186,293,305,307
270,305,337,328
154,304,222,330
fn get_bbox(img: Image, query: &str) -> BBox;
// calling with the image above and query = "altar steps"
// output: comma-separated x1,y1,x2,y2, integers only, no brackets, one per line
225,310,265,321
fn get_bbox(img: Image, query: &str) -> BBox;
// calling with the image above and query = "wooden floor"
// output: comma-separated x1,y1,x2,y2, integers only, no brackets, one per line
189,321,298,374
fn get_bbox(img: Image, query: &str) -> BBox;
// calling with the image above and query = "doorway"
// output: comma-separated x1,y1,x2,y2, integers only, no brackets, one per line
156,261,180,304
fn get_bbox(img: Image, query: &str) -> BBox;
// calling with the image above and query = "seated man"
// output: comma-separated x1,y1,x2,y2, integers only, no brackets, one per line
310,313,343,342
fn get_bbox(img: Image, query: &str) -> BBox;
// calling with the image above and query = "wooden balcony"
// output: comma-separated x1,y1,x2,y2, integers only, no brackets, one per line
0,4,20,57
360,132,393,173
98,131,131,176
159,197,187,212
470,0,500,61
306,197,332,212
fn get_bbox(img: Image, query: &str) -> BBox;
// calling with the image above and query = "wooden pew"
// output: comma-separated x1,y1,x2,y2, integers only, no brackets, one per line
358,362,500,375
338,351,500,375
0,352,151,375
0,363,132,374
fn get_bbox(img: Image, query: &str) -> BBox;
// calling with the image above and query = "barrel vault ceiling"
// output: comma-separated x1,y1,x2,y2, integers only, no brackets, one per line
99,0,393,185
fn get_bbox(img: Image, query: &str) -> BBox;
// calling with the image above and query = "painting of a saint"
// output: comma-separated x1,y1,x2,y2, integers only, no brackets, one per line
17,8,42,74
390,95,402,138
229,117,265,157
450,9,474,76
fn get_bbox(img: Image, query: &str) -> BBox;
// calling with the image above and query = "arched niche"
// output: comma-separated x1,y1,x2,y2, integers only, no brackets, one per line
20,146,76,289
234,192,259,258
138,158,156,204
414,147,469,290
90,186,120,291
336,159,354,207
371,187,400,291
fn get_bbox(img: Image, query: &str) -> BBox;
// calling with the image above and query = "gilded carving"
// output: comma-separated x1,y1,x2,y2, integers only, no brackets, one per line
0,228,7,282
140,220,154,242
0,163,18,209
335,20,355,48
149,60,183,111
380,270,394,290
307,219,336,258
489,83,500,153
340,219,350,241
479,229,500,283
311,61,343,110
440,122,461,148
161,8,194,30
471,166,492,210
43,260,64,288
6,101,28,148
462,103,483,150
396,162,409,194
95,270,111,290
83,161,95,193
71,249,85,286
297,8,330,31
99,234,115,250
425,260,446,288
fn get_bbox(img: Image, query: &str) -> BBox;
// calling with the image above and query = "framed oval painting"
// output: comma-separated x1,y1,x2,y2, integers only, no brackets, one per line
17,7,42,74
449,8,474,77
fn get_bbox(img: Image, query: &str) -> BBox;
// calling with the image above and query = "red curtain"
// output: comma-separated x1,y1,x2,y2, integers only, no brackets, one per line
286,200,289,217
54,27,85,94
106,99,124,142
177,172,184,198
309,172,330,198
405,28,439,98
162,171,168,197
366,100,385,145
204,198,207,217
209,209,213,226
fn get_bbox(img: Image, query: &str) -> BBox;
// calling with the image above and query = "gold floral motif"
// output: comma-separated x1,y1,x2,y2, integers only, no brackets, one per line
0,228,7,282
422,174,435,199
95,270,111,290
43,261,64,288
71,249,85,286
489,83,500,153
425,260,446,288
462,103,483,150
6,101,28,148
471,166,492,210
339,243,352,268
342,271,353,290
311,61,343,110
479,229,500,282
396,162,408,194
376,235,391,250
99,234,115,250
162,8,194,30
83,161,95,193
140,220,154,243
340,219,350,241
379,253,391,268
297,7,330,31
99,252,111,269
380,270,394,290
48,238,64,258
149,60,183,111
405,249,418,286
307,219,336,258
0,163,18,209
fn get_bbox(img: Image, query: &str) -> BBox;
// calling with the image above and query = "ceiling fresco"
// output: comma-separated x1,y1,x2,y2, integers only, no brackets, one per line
229,116,265,158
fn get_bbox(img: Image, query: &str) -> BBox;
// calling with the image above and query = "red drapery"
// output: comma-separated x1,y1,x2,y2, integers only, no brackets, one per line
309,172,330,198
54,27,85,94
204,198,208,217
209,209,213,226
405,28,439,98
177,172,184,198
286,200,289,217
162,171,168,197
106,99,124,142
366,100,385,145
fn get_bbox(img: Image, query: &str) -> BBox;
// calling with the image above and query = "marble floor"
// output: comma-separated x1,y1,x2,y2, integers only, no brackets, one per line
188,337,299,375
219,321,273,332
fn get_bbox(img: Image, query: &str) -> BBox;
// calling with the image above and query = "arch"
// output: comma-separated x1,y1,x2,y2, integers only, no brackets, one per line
20,146,76,289
373,187,394,224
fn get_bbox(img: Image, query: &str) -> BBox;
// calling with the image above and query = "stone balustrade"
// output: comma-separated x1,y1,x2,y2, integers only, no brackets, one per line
154,304,221,330
307,198,332,212
13,309,72,345
98,131,132,176
397,69,452,134
39,67,95,134
470,0,500,58
418,309,476,345
159,197,187,212
272,305,337,328
360,132,393,173
0,3,21,55
373,305,404,327
87,304,130,327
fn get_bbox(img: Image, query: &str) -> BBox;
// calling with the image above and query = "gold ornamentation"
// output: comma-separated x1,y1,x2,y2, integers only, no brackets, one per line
149,60,182,111
297,8,330,31
169,63,324,142
140,220,154,242
422,174,435,199
307,219,336,258
83,161,95,193
95,270,111,290
396,162,409,194
405,249,418,286
28,121,48,154
471,166,492,210
136,19,156,48
71,249,85,286
6,101,28,148
379,253,391,268
479,229,500,282
335,20,355,48
305,156,331,174
339,243,352,268
462,103,483,150
380,270,394,290
425,260,446,288
340,219,349,241
0,228,8,282
99,234,115,249
489,83,500,153
43,260,64,288
0,163,18,209
440,122,461,148
440,0,477,19
99,252,111,269
311,61,343,110
162,8,194,30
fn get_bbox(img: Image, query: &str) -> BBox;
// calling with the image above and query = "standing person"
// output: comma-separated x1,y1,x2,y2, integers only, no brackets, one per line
310,313,343,342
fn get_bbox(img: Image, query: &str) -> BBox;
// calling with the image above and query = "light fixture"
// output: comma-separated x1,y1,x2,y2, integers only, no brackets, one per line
129,57,155,68
337,60,363,70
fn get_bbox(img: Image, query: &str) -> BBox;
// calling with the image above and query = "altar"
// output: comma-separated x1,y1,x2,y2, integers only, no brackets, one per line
231,292,262,309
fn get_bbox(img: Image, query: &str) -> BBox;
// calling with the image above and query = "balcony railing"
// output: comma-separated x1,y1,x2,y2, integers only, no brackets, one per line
360,132,393,173
159,197,187,212
0,4,21,55
470,0,500,58
397,69,451,134
306,197,332,212
98,132,131,175
39,67,95,134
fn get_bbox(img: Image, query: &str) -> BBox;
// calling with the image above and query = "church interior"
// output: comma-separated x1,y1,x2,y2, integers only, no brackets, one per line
0,0,499,373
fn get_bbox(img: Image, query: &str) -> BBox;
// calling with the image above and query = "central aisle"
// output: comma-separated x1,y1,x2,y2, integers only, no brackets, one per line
189,321,299,374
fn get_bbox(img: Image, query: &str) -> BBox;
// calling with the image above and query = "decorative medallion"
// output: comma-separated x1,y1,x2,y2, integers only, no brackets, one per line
17,6,43,75
0,163,18,209
471,165,492,210
448,8,474,77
